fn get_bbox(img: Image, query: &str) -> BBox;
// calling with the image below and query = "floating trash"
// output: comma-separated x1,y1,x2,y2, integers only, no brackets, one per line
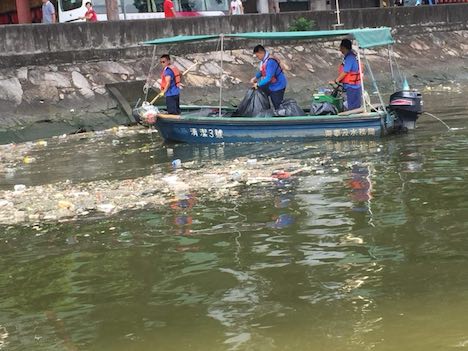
23,156,36,164
0,200,11,207
97,203,115,214
272,170,291,180
230,171,242,181
36,140,48,147
0,153,332,225
57,200,75,211
14,184,27,192
172,159,182,169
246,159,257,167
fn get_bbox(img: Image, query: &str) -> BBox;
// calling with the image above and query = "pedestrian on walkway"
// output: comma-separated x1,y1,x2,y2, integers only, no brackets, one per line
42,0,56,23
164,0,177,18
80,2,98,22
229,0,244,15
268,0,280,13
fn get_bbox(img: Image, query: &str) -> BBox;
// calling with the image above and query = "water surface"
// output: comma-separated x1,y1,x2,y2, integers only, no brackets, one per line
0,90,467,351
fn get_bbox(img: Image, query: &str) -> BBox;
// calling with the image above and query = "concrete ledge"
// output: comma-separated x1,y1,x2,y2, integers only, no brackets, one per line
0,4,467,68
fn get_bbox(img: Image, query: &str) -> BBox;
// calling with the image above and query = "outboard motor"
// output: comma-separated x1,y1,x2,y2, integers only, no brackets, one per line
388,90,423,131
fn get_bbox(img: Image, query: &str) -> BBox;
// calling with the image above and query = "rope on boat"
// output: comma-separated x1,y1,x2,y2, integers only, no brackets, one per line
144,46,157,102
388,45,397,92
362,52,386,113
392,52,405,89
423,112,455,131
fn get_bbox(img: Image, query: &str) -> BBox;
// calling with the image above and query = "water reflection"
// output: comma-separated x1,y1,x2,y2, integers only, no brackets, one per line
169,193,197,237
269,174,296,230
348,163,375,228
349,164,373,205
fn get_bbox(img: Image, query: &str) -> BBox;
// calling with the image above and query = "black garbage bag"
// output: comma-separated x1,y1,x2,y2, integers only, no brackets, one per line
273,99,305,117
233,88,271,117
255,109,275,118
310,102,338,116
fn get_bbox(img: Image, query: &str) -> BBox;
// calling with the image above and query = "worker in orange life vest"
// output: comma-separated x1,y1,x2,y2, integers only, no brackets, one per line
250,45,287,109
330,39,362,111
156,54,181,115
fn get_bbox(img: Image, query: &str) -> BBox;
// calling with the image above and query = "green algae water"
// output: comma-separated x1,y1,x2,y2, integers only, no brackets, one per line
0,90,467,351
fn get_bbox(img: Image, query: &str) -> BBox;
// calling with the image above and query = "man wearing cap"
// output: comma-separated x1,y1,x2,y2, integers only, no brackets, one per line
331,39,363,110
156,54,181,115
250,45,287,109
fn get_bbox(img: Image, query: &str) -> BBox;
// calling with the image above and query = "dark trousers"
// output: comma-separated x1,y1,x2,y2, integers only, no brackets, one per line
269,89,285,110
166,94,181,115
345,87,362,110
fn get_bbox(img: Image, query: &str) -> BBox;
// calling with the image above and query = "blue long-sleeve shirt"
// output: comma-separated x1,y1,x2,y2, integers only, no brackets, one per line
255,53,287,92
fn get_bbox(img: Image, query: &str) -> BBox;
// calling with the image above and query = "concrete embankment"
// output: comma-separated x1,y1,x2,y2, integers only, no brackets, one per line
0,5,467,143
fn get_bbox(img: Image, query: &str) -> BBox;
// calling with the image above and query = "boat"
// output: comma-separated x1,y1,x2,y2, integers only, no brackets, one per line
134,28,423,144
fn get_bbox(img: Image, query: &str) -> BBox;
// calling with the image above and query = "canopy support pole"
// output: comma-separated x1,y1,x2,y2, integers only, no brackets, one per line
336,0,341,25
333,0,344,29
363,52,386,112
219,34,224,118
388,45,396,92
356,47,367,113
144,45,157,102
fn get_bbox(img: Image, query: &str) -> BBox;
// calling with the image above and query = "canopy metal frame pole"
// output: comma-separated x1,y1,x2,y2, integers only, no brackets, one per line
388,45,396,92
356,47,367,113
219,34,224,118
332,0,344,29
144,45,157,102
363,52,386,112
335,0,341,26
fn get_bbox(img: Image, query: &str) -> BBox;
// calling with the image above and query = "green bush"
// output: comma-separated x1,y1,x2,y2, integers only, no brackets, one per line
288,17,316,32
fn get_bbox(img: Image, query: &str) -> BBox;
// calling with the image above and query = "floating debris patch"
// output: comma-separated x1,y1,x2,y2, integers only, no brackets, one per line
0,155,322,225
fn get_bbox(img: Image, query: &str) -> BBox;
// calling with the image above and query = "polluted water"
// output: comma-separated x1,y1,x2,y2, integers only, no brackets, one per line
0,127,333,225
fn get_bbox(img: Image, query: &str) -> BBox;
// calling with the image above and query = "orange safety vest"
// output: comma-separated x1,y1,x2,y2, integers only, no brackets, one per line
160,65,181,90
260,57,283,84
338,52,362,85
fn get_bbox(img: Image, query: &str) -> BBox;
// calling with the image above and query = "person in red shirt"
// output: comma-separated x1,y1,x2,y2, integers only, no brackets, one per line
80,1,98,22
164,0,177,18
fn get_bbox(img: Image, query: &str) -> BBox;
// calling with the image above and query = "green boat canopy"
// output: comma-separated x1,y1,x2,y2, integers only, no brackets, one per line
144,27,394,49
